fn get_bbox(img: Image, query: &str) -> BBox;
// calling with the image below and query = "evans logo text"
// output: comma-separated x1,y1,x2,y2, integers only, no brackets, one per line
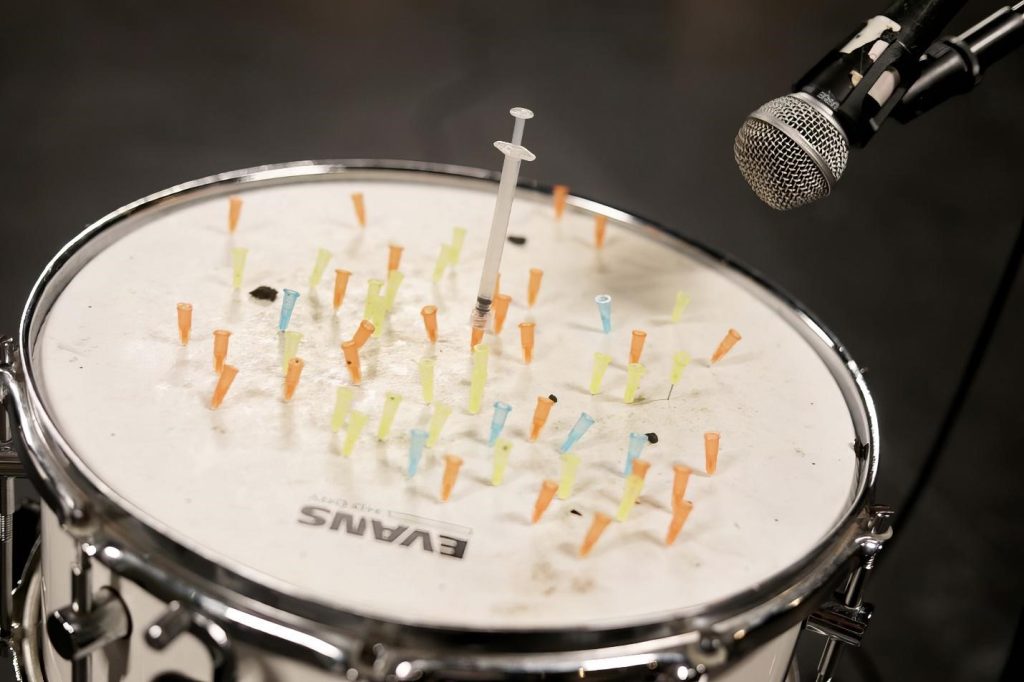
297,505,469,559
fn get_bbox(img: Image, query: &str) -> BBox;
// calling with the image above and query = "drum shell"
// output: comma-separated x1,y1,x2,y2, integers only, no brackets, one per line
38,503,801,681
7,160,882,681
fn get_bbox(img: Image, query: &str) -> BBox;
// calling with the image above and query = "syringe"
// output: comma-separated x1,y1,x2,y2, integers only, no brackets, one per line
470,107,535,345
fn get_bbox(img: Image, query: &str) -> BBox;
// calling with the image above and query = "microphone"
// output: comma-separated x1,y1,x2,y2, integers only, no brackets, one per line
735,0,967,210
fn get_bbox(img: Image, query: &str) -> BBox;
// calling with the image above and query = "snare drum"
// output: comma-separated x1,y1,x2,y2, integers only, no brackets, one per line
0,161,890,681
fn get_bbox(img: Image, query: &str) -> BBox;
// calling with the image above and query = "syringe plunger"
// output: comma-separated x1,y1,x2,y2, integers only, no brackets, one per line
471,107,536,330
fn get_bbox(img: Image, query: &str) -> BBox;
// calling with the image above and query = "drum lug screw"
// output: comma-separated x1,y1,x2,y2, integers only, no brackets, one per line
145,601,238,681
685,635,726,670
145,601,191,649
0,336,15,370
66,506,93,533
868,505,895,535
665,664,704,680
0,336,17,460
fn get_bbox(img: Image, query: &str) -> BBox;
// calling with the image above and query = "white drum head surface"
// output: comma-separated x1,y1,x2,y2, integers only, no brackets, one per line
34,170,858,630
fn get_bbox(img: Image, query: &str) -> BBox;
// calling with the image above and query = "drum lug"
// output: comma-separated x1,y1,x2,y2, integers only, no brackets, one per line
47,587,132,661
0,336,24,478
0,476,16,641
145,601,238,682
47,547,132,674
807,504,894,682
805,601,873,647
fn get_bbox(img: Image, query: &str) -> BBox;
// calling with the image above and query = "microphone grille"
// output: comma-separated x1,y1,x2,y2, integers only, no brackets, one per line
734,94,849,210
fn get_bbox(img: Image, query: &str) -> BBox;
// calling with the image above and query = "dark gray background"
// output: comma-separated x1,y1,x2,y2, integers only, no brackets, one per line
1,1,1021,680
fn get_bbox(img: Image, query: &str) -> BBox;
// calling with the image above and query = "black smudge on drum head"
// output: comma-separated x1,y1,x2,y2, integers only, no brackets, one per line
249,286,278,302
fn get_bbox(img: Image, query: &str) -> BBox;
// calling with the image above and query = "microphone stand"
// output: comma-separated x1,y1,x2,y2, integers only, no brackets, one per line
895,1,1024,121
823,5,1023,682
883,1,1024,536
808,5,1022,681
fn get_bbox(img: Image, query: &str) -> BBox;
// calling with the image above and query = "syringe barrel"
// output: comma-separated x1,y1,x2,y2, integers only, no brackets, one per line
473,153,522,326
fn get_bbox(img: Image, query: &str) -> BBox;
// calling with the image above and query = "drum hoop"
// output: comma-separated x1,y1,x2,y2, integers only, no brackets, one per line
12,159,880,675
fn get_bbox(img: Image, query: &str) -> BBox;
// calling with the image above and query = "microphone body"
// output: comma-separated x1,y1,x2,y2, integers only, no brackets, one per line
735,0,966,209
796,0,967,147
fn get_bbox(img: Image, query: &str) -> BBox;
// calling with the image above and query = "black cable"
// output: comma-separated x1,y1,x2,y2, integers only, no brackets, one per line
896,210,1024,534
999,606,1024,681
847,645,885,682
846,214,1024,682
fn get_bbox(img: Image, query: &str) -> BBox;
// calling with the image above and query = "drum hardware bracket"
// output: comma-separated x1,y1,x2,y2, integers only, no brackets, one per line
0,477,15,643
2,537,44,681
100,531,344,681
0,335,24,644
807,505,894,682
47,544,132,682
0,336,96,540
805,601,873,647
370,634,711,681
145,600,238,682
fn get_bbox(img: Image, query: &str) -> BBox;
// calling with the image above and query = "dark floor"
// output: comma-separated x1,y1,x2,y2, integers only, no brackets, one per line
1,2,1022,680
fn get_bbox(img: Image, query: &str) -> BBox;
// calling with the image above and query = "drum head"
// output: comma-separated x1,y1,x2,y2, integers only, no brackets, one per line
22,162,873,636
